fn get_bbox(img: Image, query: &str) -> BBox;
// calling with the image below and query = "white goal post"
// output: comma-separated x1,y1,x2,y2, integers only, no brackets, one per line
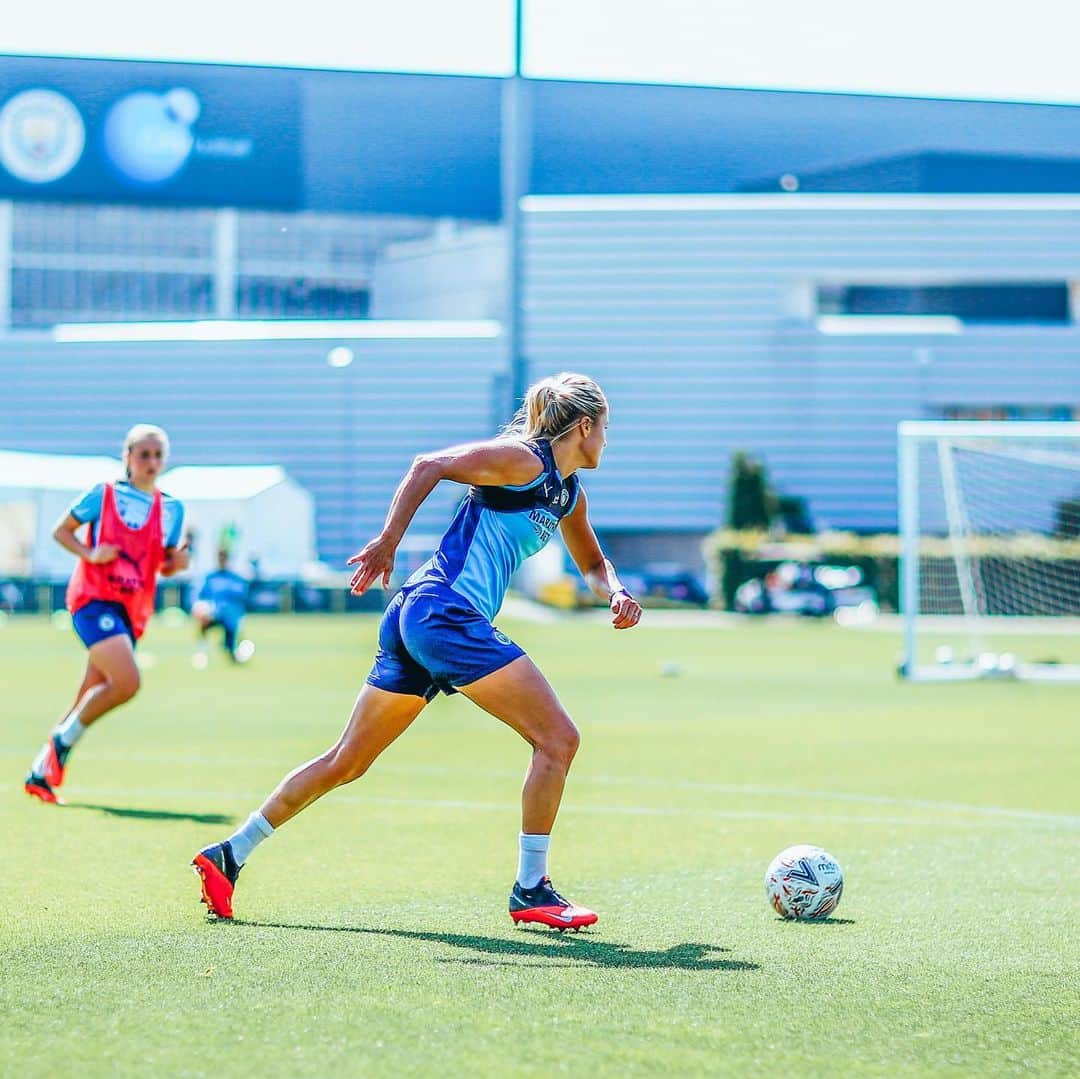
898,420,1080,681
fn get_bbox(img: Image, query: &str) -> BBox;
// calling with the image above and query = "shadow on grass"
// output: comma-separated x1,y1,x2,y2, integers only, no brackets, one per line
231,921,759,971
774,917,856,926
68,802,234,826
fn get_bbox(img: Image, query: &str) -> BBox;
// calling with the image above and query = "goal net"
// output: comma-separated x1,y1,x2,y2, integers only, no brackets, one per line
898,421,1080,681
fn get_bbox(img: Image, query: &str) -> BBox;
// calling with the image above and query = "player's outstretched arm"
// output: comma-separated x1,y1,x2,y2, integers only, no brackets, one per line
559,488,642,630
347,439,544,595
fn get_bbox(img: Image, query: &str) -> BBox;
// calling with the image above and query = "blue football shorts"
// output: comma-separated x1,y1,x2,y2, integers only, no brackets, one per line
72,600,136,649
367,581,525,701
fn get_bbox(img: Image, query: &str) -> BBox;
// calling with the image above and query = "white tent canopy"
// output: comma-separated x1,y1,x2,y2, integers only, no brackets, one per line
161,465,316,579
0,451,316,579
0,450,121,578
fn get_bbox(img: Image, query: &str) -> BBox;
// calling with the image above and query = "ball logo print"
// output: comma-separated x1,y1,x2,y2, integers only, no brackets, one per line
0,89,86,183
98,613,115,632
765,844,844,920
103,88,200,186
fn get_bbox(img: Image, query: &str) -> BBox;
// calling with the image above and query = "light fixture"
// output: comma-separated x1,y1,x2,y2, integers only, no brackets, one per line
816,315,963,336
327,346,354,368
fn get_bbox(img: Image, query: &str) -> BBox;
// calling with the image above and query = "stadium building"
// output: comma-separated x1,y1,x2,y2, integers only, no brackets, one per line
2,55,1080,570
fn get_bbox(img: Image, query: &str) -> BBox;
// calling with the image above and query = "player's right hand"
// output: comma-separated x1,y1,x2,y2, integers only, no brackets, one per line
88,543,120,564
346,534,396,595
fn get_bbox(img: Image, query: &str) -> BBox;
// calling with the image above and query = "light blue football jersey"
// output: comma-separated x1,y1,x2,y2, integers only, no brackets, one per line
69,480,185,548
405,439,580,622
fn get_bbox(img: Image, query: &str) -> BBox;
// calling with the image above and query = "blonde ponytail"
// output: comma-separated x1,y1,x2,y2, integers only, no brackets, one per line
504,372,607,443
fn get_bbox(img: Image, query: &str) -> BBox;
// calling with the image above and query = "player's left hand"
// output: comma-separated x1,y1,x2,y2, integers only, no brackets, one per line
610,590,642,630
161,547,191,576
170,548,191,572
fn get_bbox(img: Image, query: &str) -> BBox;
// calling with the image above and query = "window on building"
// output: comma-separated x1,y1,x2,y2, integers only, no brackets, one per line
818,282,1072,324
236,277,370,319
11,268,214,328
935,405,1079,421
6,202,440,328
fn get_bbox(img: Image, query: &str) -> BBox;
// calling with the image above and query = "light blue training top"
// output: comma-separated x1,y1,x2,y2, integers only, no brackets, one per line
69,480,185,549
405,438,580,622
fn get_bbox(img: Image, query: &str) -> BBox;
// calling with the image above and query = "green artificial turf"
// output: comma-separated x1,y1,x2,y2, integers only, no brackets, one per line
1,612,1077,1077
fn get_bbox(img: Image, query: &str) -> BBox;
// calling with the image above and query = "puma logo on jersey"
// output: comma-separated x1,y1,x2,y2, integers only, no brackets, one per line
116,549,145,573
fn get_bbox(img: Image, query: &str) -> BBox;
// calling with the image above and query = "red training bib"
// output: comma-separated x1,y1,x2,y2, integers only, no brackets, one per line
66,482,165,639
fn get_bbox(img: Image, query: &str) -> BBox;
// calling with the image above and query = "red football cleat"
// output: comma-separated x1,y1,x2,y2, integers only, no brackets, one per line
509,876,598,931
24,773,64,805
40,734,70,788
192,842,241,919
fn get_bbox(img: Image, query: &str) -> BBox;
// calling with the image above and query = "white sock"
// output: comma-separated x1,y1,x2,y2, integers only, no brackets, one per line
30,714,85,775
30,743,50,776
517,832,550,888
56,713,86,748
227,811,274,866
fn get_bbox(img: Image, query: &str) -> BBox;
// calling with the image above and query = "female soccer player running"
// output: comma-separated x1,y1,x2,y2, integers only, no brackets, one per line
24,424,189,804
193,372,642,928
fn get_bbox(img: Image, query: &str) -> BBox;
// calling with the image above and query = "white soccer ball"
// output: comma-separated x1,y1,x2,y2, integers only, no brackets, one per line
765,844,844,920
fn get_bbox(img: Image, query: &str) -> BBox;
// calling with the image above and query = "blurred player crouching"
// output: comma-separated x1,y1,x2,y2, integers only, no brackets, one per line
192,548,254,667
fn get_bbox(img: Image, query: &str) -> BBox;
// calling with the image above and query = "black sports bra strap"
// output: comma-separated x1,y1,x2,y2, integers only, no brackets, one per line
469,437,574,515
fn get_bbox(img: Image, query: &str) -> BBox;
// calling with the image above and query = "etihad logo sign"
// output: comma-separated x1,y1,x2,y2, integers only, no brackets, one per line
0,89,86,183
103,87,254,188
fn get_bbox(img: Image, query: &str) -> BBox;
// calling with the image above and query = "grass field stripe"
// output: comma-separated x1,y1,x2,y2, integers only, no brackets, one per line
49,784,1080,830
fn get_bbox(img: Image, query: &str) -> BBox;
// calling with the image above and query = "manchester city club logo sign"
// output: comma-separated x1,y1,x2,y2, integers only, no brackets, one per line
0,89,86,183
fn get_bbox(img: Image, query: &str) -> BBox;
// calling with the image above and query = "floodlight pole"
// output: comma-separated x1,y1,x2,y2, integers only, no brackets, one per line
501,0,531,414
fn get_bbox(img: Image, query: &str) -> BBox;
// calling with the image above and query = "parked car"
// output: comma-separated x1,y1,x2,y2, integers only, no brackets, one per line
733,561,877,617
617,563,710,608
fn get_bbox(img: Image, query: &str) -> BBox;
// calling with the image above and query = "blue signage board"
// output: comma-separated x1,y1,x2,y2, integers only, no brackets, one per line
0,58,301,207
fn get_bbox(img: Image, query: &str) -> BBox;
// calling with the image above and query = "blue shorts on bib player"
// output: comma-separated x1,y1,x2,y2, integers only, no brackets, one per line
72,600,136,649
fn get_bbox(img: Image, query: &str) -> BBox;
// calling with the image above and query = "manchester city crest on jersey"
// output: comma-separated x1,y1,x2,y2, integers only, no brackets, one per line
538,477,571,512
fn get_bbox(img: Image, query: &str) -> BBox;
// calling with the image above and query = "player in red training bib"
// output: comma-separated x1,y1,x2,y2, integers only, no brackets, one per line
24,424,189,804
